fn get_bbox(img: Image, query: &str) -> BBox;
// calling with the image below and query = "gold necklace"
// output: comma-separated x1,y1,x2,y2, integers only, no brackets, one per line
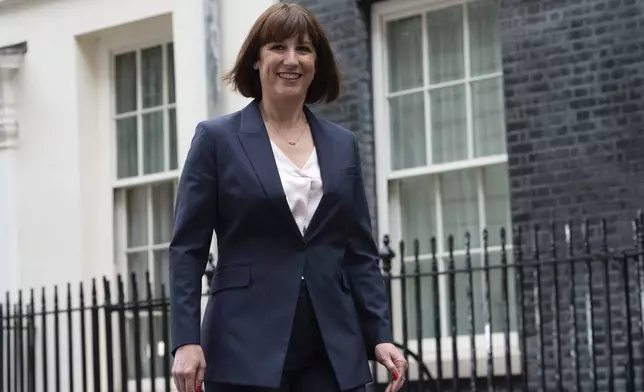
265,116,308,146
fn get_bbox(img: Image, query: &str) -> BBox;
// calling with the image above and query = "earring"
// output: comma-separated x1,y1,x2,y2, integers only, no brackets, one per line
253,63,258,70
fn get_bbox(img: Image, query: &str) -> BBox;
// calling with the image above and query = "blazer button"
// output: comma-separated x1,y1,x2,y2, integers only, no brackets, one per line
297,242,306,250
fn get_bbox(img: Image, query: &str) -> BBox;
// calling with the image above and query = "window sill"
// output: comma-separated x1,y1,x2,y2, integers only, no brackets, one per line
113,170,180,188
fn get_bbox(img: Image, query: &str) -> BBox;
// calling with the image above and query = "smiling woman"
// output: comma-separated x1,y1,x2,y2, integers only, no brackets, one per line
169,3,407,392
223,2,340,104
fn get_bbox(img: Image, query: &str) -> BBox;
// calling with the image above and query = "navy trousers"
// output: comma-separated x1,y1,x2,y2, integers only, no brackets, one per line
206,281,367,392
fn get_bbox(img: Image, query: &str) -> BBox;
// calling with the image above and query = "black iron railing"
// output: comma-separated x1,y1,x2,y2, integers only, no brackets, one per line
2,214,644,392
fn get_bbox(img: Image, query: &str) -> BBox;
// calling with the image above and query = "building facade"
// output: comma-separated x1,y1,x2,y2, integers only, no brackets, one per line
292,0,644,389
0,1,276,387
2,0,643,389
0,0,278,296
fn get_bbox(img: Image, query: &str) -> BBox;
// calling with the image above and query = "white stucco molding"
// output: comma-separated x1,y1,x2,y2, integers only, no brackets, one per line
0,42,26,149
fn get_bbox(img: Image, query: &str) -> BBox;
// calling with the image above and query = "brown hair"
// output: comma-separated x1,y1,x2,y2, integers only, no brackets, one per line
222,2,341,104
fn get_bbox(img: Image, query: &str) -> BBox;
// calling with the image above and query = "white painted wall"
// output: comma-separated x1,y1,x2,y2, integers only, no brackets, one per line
220,0,276,115
0,0,276,295
0,148,16,297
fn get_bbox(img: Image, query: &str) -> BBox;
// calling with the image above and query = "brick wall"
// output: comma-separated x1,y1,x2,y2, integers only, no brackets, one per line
500,0,644,390
502,0,644,241
284,0,379,235
285,0,643,390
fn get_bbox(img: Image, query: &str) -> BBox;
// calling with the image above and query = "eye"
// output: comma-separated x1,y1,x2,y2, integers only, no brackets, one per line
296,46,312,53
270,44,285,51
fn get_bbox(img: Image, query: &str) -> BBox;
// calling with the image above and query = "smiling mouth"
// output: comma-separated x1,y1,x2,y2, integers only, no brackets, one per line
277,72,301,80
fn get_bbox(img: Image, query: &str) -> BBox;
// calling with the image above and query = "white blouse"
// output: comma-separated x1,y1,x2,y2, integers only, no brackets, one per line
270,140,323,238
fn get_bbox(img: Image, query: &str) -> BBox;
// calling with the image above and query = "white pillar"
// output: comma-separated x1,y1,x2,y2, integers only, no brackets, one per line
0,43,26,296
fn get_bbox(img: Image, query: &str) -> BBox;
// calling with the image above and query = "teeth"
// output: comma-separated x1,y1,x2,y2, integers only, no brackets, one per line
279,73,300,79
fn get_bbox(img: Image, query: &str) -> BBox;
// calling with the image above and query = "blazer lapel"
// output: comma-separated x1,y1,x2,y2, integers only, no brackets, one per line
237,100,304,242
303,106,339,241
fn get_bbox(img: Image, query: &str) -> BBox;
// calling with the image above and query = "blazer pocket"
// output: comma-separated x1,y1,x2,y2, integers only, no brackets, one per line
210,264,251,295
343,165,357,176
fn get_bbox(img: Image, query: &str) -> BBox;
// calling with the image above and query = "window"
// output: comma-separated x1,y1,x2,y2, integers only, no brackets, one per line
112,42,177,381
372,0,518,376
114,43,177,180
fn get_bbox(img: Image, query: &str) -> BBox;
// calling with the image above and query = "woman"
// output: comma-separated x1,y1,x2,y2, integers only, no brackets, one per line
169,3,407,392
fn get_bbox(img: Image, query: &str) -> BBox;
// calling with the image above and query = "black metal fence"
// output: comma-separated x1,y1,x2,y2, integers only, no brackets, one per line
2,214,644,392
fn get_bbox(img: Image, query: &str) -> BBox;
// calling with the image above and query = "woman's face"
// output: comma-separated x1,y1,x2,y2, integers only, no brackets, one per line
256,34,316,102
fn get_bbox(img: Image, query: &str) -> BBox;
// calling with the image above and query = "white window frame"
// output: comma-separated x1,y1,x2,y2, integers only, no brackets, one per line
371,0,521,380
110,38,179,391
110,40,180,187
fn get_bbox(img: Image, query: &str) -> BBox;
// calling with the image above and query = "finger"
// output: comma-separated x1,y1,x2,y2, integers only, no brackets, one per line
392,365,407,391
379,356,398,378
173,371,182,392
172,363,186,392
195,360,206,391
185,367,197,392
389,356,406,384
385,368,400,392
392,376,405,392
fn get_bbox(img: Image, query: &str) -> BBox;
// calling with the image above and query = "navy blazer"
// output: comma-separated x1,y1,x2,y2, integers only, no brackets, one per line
169,99,393,390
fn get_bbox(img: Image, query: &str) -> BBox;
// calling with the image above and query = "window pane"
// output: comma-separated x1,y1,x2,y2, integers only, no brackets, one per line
473,77,506,157
403,260,438,339
127,186,148,248
487,251,518,333
399,175,436,257
115,52,137,114
430,85,467,164
169,108,178,170
142,45,163,108
127,251,149,300
448,252,517,336
427,6,464,83
484,163,511,247
154,249,169,298
441,169,480,249
468,0,501,76
127,315,168,379
389,92,426,170
143,111,164,174
167,43,176,104
152,181,175,244
387,16,423,92
116,117,138,179
448,254,476,335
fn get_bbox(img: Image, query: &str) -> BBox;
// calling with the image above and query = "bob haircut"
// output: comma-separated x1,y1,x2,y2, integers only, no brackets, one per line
222,2,341,104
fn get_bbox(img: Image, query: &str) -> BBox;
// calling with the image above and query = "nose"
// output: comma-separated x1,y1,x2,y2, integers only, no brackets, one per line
283,47,298,65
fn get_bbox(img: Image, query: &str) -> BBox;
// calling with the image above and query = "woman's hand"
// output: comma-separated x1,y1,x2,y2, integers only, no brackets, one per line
375,343,408,392
172,344,206,392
